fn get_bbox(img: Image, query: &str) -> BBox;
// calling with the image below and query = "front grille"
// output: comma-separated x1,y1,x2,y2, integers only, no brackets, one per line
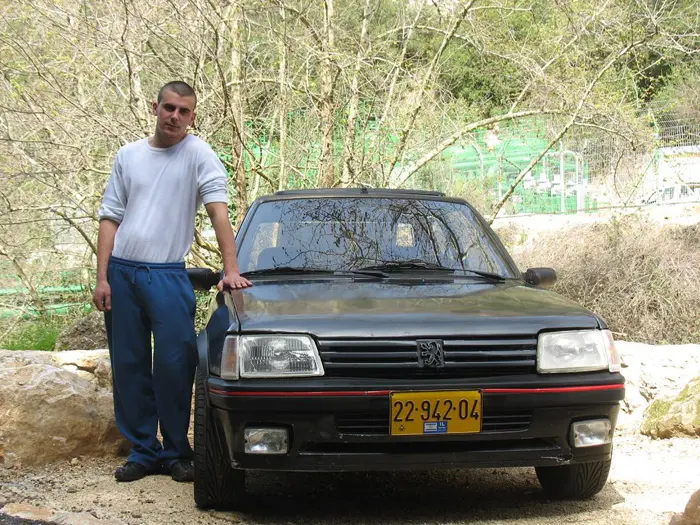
335,410,532,435
318,337,537,378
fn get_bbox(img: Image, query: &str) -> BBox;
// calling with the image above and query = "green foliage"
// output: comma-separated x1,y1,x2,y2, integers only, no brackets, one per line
0,317,72,351
652,62,700,121
194,290,216,333
439,46,524,116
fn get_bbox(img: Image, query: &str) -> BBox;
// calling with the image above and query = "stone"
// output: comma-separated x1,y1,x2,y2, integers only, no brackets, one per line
54,311,108,351
1,502,57,521
670,489,700,525
615,342,700,434
616,342,700,403
54,511,126,525
0,495,6,509
52,350,111,388
641,377,700,439
0,350,128,467
94,358,113,390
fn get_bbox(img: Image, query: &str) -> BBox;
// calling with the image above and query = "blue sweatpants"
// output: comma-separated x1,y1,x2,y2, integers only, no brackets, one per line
104,256,198,469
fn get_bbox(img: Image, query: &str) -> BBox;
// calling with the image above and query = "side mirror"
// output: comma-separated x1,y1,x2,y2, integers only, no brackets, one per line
523,267,557,288
187,267,221,291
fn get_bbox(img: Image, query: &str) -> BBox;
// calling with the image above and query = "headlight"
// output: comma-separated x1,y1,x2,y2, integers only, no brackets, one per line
537,329,621,374
221,334,324,379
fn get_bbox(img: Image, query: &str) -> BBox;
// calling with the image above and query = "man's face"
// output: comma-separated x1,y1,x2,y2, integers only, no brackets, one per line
152,90,196,141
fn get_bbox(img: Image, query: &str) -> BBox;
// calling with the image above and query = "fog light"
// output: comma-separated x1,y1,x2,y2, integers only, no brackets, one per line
244,427,289,454
571,419,612,448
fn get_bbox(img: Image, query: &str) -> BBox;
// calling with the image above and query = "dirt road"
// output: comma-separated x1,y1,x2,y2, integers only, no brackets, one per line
1,431,697,525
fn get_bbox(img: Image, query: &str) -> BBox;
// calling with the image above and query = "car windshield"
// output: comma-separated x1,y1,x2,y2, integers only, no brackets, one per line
236,197,520,277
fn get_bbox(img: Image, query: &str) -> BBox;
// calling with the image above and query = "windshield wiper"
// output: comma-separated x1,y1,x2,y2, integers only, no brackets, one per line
460,269,507,281
241,266,334,276
358,261,507,281
241,266,388,278
341,269,390,278
243,264,503,281
358,260,455,272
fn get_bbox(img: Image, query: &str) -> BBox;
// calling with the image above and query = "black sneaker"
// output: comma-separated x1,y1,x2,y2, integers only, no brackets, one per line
170,460,195,482
114,461,151,482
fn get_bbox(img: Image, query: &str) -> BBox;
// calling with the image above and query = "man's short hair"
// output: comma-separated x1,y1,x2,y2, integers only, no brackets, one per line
157,81,197,107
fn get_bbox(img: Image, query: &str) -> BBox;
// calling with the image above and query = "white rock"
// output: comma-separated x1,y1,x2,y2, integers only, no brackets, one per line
614,341,700,436
0,350,128,467
641,377,700,439
53,350,110,373
616,341,700,401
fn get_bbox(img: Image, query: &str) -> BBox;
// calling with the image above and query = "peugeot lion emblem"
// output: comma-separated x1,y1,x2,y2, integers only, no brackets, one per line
417,340,445,369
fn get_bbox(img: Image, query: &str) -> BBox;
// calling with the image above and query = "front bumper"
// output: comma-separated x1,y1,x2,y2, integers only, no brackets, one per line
207,374,624,472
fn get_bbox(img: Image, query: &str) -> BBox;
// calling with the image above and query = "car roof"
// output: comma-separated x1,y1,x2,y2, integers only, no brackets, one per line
253,187,463,204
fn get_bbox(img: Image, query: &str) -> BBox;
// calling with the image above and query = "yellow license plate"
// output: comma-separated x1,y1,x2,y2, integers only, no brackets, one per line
390,390,482,436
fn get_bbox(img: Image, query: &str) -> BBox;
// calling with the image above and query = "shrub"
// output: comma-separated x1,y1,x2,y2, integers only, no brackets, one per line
507,215,700,344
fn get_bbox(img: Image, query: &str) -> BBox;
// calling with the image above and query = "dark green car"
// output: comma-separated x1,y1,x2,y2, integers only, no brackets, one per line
188,188,624,510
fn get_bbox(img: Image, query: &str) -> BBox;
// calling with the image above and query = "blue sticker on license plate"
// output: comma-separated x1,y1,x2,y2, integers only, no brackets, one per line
424,421,448,434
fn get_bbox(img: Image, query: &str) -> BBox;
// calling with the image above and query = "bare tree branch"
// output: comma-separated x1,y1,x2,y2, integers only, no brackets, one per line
489,37,649,222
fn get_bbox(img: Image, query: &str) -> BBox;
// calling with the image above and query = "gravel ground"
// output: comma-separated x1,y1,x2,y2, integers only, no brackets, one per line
1,431,698,525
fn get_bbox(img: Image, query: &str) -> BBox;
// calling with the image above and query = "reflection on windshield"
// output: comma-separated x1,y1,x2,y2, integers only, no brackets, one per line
236,198,518,277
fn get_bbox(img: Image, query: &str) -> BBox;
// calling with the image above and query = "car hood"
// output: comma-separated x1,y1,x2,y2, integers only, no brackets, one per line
227,277,601,338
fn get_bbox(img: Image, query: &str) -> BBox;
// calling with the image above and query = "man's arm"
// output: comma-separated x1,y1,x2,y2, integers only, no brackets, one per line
204,202,252,290
94,148,127,311
93,219,119,311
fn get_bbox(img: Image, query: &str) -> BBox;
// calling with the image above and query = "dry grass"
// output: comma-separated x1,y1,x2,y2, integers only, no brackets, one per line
506,215,700,344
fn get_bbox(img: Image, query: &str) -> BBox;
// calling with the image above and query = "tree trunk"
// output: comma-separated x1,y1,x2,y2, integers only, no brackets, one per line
340,0,371,188
226,2,248,227
277,5,289,191
318,0,335,188
120,0,150,134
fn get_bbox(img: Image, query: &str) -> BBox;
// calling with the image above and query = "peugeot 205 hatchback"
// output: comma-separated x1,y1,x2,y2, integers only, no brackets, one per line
187,188,624,510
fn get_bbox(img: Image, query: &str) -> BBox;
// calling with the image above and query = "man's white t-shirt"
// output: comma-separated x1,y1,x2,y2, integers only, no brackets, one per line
98,134,229,263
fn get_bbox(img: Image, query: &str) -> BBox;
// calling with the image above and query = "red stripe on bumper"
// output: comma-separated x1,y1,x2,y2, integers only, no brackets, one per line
482,384,624,394
208,384,623,397
208,388,392,397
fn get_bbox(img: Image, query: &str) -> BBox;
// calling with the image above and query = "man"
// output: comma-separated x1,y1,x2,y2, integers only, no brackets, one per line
93,81,252,483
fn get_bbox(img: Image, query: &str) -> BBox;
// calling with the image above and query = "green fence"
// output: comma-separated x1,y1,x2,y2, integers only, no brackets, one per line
0,266,93,319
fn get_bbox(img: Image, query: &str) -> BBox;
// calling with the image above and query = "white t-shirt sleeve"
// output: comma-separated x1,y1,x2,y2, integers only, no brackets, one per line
197,146,229,205
98,150,128,223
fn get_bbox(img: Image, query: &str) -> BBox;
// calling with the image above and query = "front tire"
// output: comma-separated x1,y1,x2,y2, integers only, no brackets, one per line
193,367,245,510
536,459,612,499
